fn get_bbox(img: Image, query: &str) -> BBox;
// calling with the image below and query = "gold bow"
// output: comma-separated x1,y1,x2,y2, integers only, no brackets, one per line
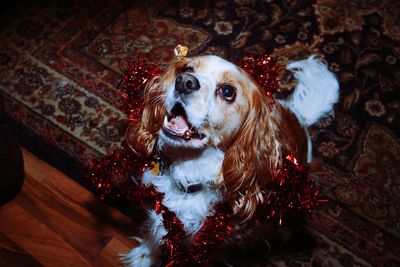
174,44,188,60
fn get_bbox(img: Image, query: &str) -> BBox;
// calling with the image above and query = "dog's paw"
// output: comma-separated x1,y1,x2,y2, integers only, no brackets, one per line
120,238,153,267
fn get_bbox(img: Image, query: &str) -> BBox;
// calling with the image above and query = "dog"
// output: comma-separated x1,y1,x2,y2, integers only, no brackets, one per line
122,55,339,266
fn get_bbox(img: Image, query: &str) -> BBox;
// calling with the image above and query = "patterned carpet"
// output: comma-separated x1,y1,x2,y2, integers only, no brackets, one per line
1,0,399,266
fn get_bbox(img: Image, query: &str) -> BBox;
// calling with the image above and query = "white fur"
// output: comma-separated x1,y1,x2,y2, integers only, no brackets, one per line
123,148,223,266
121,238,153,267
160,55,245,150
280,56,339,162
124,55,339,266
148,211,167,244
282,56,339,127
163,56,241,128
143,147,223,234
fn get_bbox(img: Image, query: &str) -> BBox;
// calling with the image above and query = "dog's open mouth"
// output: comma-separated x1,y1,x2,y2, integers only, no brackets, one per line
162,103,205,141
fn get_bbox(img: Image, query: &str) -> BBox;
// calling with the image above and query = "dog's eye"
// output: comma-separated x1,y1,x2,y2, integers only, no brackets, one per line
219,84,236,102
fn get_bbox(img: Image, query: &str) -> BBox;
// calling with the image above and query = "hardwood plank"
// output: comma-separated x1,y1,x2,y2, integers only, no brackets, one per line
0,149,139,266
22,149,139,239
0,201,92,266
22,148,139,240
15,175,114,265
99,237,131,266
0,232,44,267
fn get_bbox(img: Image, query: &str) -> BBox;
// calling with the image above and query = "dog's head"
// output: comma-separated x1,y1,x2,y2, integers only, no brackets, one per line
127,55,307,221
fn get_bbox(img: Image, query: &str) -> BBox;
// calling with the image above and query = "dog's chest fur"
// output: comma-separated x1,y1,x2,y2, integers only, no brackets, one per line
142,147,224,234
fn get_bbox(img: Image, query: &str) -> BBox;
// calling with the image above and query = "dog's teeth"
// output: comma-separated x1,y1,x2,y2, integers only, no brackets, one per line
164,116,169,125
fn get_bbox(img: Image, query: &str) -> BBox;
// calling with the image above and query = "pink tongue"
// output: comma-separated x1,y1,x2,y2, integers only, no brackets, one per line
169,115,189,131
174,115,189,129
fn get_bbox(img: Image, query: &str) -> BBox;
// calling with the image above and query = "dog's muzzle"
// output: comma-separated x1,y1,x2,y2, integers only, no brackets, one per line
175,73,200,95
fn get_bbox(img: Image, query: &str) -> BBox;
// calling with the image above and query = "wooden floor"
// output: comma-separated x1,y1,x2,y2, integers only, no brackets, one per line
0,149,138,266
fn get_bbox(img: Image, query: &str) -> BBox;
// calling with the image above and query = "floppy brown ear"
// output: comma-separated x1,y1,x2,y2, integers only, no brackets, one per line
126,76,166,157
221,88,282,222
126,59,189,157
221,85,310,223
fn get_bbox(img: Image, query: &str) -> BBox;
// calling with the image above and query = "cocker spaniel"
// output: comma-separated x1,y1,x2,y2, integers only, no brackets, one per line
123,55,339,266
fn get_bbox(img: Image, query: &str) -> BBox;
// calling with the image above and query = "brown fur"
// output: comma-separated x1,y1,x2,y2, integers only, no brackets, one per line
126,57,308,224
219,72,308,223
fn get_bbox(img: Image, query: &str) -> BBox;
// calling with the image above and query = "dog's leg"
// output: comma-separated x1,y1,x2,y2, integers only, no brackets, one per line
121,237,153,267
121,211,167,267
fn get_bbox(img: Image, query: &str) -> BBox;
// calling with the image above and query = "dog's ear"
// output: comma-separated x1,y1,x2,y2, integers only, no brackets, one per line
126,59,189,157
221,83,309,223
221,87,282,223
126,76,166,157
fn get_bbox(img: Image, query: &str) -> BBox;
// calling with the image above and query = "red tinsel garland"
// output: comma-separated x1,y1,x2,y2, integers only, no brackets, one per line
119,60,163,120
237,54,285,103
85,55,325,267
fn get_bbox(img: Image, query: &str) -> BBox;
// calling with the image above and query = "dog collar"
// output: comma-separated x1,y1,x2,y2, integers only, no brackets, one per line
175,180,204,194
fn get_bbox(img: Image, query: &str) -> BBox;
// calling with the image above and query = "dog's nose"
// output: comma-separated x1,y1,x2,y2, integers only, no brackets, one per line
175,73,200,94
